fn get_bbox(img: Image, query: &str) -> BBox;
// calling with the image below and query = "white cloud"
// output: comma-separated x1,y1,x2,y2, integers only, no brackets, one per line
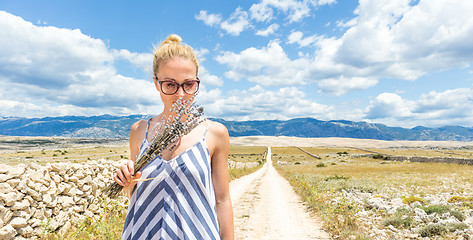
113,49,153,75
319,0,473,80
197,86,336,121
250,2,274,22
0,11,161,117
220,7,251,36
287,31,319,47
365,87,473,127
195,10,222,27
200,0,336,36
250,0,312,23
215,40,310,85
317,76,378,96
256,23,279,36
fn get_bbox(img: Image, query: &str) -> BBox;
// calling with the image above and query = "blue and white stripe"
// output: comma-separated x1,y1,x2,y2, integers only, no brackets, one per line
122,136,220,240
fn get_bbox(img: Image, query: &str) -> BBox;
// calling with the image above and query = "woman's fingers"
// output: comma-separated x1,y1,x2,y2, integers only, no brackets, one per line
114,160,135,186
123,171,142,198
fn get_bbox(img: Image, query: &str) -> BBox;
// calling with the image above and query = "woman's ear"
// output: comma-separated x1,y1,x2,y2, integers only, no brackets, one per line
153,77,161,92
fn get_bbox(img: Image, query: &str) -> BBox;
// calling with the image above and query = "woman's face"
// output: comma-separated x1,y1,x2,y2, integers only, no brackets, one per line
153,57,198,112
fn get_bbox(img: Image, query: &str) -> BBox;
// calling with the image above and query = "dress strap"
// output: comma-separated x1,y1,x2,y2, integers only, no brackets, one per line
144,118,152,141
202,120,211,140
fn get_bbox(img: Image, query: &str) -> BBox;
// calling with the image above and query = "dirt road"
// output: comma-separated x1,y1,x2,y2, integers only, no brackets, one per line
230,147,331,240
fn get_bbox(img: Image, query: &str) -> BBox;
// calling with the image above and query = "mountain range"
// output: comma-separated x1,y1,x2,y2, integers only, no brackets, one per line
1,115,473,141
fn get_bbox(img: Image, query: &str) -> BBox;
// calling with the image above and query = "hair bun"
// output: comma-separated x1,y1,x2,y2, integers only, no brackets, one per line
162,34,182,46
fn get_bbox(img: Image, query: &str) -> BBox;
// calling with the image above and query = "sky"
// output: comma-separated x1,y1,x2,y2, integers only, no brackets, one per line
1,0,473,128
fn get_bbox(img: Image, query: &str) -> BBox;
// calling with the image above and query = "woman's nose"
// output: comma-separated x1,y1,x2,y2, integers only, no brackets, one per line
175,86,186,97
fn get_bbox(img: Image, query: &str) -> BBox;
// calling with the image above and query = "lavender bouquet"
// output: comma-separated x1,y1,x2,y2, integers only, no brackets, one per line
104,97,205,198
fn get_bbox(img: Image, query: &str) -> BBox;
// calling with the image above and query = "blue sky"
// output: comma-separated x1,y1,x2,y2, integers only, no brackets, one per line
1,0,473,128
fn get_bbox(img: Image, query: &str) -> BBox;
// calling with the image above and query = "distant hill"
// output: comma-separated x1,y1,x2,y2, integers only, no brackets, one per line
1,115,473,141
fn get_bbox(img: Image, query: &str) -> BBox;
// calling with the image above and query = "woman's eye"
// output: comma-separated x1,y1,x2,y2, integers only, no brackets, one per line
165,82,177,88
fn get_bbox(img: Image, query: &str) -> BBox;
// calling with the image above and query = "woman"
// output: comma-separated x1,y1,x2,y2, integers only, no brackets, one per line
114,34,234,240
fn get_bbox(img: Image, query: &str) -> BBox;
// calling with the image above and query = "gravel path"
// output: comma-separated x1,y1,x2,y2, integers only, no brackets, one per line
230,147,331,240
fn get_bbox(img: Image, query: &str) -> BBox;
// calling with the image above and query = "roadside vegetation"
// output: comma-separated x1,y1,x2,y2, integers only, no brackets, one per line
32,144,265,239
273,146,473,239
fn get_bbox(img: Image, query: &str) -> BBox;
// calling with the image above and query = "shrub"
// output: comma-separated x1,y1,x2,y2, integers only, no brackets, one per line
325,175,349,181
372,154,390,160
316,163,327,168
402,196,426,205
294,162,301,165
383,215,412,228
448,196,466,203
449,209,465,222
422,205,450,214
446,222,468,232
418,224,448,237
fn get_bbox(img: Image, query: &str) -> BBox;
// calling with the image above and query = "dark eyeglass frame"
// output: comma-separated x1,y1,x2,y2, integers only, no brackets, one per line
156,77,200,95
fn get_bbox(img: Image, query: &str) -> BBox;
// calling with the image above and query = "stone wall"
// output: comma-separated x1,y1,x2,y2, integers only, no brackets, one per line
353,154,473,165
0,159,126,239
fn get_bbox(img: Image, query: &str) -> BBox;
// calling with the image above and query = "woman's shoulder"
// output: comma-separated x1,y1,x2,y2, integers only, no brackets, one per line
130,119,148,135
206,120,229,137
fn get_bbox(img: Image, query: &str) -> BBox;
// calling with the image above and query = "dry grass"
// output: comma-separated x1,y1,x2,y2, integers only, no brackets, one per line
29,142,263,239
274,146,473,239
0,145,129,165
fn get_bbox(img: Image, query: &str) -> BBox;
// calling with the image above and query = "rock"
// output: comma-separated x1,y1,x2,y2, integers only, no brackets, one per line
75,170,85,179
81,184,91,192
414,208,427,218
9,217,27,228
27,218,41,228
5,178,20,188
367,197,386,210
65,186,84,197
12,211,29,219
17,225,33,238
387,224,398,232
0,165,8,174
26,180,41,192
67,175,79,183
0,174,8,183
58,221,72,237
48,211,69,231
0,192,23,206
47,181,57,195
7,164,26,178
464,216,473,225
27,168,49,185
57,196,74,209
58,182,72,194
50,173,62,184
11,199,30,211
410,201,422,208
15,180,27,193
51,163,67,175
42,194,57,208
32,208,45,220
88,203,99,213
0,224,17,240
0,183,14,194
26,188,40,201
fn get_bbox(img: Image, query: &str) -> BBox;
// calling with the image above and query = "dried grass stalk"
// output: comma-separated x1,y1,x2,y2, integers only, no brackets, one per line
104,97,205,198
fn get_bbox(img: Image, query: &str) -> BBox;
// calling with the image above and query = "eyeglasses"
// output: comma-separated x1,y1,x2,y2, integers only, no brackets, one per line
156,78,200,95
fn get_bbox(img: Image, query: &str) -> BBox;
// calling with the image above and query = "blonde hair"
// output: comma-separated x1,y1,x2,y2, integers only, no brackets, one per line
153,34,199,76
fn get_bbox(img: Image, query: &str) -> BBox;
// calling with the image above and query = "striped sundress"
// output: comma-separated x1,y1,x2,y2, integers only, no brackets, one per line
122,121,220,240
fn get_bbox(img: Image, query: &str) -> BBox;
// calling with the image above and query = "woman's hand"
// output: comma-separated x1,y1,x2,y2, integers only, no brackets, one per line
113,160,142,198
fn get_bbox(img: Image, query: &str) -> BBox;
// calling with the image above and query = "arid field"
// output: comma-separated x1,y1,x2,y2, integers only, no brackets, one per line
1,136,473,239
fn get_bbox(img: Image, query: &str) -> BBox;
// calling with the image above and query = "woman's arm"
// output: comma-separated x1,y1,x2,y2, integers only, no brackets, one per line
113,120,145,198
209,122,234,240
